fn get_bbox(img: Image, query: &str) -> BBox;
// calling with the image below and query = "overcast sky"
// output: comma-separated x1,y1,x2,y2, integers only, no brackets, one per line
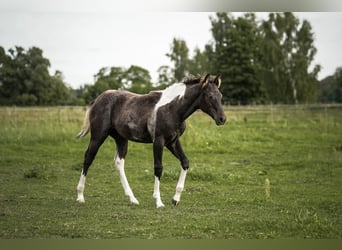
1,1,341,88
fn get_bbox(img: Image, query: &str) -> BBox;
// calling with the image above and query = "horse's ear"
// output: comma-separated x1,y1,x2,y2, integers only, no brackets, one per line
201,74,210,89
214,74,221,88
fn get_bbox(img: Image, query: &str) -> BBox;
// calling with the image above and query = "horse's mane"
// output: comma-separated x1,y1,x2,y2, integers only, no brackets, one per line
182,75,203,85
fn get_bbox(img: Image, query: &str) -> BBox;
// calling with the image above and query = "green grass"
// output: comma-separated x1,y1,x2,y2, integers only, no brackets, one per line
1,105,342,239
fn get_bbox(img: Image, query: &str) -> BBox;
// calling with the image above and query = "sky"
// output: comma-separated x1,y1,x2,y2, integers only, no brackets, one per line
1,1,342,89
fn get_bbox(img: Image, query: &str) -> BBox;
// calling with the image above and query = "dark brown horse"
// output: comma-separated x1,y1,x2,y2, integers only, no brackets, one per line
76,74,226,208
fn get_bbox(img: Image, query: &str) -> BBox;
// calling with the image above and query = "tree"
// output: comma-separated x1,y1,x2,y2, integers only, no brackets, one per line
166,38,190,82
83,65,153,103
164,39,212,85
209,13,266,104
124,65,153,93
318,67,342,103
188,47,211,76
157,65,174,87
336,67,342,102
0,46,73,105
260,12,320,104
48,71,74,105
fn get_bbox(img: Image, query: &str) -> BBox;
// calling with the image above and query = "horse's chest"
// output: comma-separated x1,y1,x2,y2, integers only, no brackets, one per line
156,122,185,143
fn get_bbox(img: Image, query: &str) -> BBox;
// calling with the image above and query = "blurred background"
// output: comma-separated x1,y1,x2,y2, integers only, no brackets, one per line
1,1,341,106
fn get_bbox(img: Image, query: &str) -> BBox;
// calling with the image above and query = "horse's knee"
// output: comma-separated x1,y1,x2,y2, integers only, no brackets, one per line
181,158,189,170
114,155,124,171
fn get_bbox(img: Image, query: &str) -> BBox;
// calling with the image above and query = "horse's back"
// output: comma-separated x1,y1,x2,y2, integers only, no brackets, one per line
91,89,162,143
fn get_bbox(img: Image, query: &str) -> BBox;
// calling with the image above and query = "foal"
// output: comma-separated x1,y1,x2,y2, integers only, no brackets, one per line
76,74,226,208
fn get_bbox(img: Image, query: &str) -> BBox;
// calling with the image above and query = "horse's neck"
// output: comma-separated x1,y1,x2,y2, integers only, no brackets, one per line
180,85,202,122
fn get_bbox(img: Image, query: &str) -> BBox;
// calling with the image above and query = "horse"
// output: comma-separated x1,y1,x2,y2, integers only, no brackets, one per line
76,74,226,208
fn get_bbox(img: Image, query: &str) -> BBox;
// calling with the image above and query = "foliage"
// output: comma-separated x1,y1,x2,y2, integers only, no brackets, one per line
0,105,341,238
164,38,212,84
124,65,153,94
0,46,75,106
165,12,322,105
208,13,266,105
188,47,211,77
156,65,174,87
1,12,338,106
156,11,338,106
259,13,321,104
318,67,342,103
83,65,154,103
166,38,190,82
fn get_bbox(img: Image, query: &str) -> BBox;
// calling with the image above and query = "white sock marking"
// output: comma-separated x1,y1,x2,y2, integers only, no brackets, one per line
153,176,165,208
173,169,187,203
115,155,139,205
76,173,86,203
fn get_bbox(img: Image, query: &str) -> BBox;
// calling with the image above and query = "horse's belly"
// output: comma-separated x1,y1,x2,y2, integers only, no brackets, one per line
118,122,153,143
129,128,153,143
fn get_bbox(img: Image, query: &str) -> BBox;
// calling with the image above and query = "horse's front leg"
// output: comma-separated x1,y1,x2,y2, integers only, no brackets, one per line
153,136,165,208
167,139,189,206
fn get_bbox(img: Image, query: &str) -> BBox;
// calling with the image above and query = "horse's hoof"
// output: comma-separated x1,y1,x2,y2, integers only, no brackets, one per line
172,199,180,206
156,201,165,208
76,198,85,203
130,197,140,205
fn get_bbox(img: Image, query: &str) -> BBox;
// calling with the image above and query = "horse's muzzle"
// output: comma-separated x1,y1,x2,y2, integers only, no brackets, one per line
215,115,226,126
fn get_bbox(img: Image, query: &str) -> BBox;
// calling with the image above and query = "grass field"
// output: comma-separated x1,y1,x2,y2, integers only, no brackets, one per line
0,105,342,239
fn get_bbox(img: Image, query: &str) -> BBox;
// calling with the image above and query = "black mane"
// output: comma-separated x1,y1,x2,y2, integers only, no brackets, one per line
182,75,202,85
182,74,218,85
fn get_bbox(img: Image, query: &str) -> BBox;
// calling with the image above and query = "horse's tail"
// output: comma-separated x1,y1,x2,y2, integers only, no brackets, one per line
76,101,94,139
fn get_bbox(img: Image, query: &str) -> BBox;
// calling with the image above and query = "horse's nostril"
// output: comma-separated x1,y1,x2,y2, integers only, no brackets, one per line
216,116,226,125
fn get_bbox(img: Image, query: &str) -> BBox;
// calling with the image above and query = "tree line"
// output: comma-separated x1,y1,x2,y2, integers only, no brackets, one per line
1,12,341,106
0,46,77,105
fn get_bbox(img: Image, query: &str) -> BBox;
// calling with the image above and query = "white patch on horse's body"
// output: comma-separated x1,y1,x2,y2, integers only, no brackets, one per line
154,83,186,110
76,173,86,202
128,121,137,130
173,169,187,204
127,120,140,141
114,154,139,205
148,83,186,139
153,176,165,208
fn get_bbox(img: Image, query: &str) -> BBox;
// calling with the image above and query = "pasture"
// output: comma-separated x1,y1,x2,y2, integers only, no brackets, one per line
0,105,341,239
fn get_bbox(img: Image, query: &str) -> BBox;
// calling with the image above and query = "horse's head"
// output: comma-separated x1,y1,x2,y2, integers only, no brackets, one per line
199,74,226,126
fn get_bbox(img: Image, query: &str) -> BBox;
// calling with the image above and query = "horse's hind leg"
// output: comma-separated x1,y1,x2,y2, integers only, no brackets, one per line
113,135,139,205
76,133,108,203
